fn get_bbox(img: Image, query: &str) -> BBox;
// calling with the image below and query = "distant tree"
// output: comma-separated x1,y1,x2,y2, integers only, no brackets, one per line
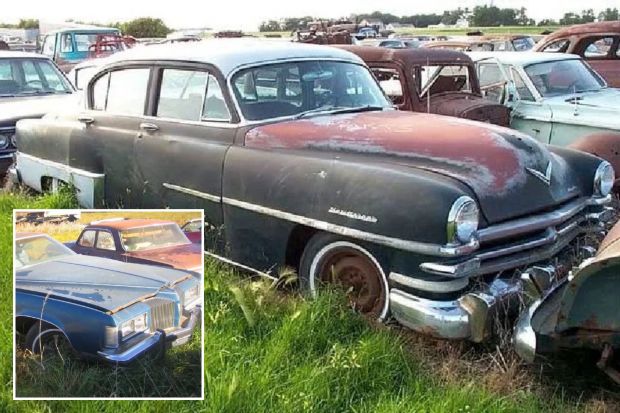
471,5,521,26
400,14,442,28
259,20,281,32
538,19,558,26
440,8,464,25
17,19,38,29
599,8,619,21
118,17,170,38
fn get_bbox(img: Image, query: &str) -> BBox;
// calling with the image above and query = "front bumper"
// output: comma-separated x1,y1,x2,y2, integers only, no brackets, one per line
97,306,201,364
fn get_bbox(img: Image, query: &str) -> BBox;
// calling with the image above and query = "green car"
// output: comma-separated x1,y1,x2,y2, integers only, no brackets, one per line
470,51,620,188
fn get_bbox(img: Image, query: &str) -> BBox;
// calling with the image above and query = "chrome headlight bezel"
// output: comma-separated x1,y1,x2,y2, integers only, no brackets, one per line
0,133,9,149
119,313,148,340
183,284,201,310
447,196,480,244
594,161,614,197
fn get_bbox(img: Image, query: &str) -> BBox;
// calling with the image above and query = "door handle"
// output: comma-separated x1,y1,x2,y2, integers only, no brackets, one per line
77,115,95,125
140,123,159,132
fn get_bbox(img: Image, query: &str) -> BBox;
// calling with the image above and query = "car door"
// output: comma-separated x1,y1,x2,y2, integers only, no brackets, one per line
130,65,236,234
80,66,153,207
73,229,97,256
368,63,410,110
506,66,554,144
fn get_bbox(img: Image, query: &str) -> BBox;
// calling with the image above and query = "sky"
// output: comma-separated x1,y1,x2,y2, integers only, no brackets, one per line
3,0,620,31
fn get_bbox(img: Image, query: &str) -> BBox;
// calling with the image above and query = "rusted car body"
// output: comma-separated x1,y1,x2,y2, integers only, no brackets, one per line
426,35,535,52
69,219,202,272
9,40,616,347
336,45,510,125
534,21,620,87
515,220,620,383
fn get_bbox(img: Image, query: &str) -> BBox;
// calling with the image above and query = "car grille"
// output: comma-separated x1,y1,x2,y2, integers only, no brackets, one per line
145,298,176,331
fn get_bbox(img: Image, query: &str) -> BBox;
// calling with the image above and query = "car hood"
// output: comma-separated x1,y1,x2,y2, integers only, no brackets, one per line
546,89,620,128
0,93,76,126
125,243,202,271
428,92,510,126
245,110,582,223
16,255,190,313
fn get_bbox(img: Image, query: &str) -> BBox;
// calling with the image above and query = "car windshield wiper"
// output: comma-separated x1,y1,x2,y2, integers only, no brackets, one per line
295,105,384,119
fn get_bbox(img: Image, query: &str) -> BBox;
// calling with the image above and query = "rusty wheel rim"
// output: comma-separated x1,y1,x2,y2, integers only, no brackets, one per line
315,245,386,318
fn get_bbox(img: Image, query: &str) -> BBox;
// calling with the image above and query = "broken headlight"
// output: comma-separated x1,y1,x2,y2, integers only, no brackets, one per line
594,161,614,197
120,313,148,340
447,196,479,244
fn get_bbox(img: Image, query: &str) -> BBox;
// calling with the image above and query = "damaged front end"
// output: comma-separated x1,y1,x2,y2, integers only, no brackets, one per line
515,219,620,383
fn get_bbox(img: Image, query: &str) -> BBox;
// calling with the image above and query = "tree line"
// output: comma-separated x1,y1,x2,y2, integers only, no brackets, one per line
259,6,620,32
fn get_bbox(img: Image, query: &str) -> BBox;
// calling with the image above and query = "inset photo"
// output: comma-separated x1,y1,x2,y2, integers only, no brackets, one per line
13,210,204,399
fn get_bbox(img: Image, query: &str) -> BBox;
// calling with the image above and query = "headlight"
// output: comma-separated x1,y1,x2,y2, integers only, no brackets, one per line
0,134,9,149
447,196,479,244
120,313,148,339
183,284,200,310
594,161,614,197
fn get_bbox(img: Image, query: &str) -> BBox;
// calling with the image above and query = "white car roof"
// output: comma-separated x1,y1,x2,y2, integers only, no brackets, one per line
0,51,50,60
98,39,363,77
467,51,581,66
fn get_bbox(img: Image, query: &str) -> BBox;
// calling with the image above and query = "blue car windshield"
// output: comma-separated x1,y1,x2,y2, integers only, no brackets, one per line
0,58,73,97
15,235,75,269
524,59,605,97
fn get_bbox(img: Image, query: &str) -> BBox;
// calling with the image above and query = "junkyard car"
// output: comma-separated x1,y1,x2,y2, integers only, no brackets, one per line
377,39,420,49
426,35,536,52
534,21,620,87
69,218,202,272
0,51,75,174
10,40,617,349
336,45,510,125
470,51,620,186
181,219,203,244
15,233,201,364
515,219,620,383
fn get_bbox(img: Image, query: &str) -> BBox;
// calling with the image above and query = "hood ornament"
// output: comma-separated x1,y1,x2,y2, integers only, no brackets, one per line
527,162,552,186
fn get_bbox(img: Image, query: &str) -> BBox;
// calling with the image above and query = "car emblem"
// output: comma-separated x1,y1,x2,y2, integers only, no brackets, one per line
527,162,552,186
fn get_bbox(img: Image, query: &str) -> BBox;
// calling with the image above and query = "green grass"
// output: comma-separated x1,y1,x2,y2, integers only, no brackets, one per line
1,189,619,410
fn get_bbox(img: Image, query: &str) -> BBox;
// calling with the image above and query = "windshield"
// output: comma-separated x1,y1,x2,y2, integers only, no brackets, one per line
524,59,605,97
120,224,191,252
231,61,391,121
512,37,535,51
74,33,124,52
0,58,73,97
15,235,75,269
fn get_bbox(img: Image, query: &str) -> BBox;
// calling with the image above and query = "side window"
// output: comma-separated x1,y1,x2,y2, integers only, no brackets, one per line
95,231,116,251
511,68,535,101
157,69,208,121
105,69,150,115
60,34,73,53
478,62,507,103
541,39,569,53
78,230,96,248
584,37,614,58
371,68,403,104
92,73,110,110
203,74,231,121
42,35,55,57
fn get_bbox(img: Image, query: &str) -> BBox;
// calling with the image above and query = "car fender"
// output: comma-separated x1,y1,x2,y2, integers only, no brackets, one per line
568,132,620,190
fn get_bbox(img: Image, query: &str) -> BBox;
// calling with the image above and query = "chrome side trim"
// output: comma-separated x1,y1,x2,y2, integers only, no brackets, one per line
162,183,221,203
222,196,479,257
389,272,469,293
419,259,481,279
0,153,13,160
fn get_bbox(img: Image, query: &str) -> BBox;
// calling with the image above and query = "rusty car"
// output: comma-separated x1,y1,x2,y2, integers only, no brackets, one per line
426,35,536,52
68,218,202,272
181,218,203,244
470,51,620,188
534,21,620,87
335,45,510,126
0,51,75,175
9,40,617,350
15,232,201,364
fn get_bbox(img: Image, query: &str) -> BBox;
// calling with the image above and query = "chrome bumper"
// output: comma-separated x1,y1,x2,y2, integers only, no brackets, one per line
97,306,200,364
390,278,522,342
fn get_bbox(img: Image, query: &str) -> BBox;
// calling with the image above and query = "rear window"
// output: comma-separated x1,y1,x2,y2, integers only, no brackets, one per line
91,68,150,115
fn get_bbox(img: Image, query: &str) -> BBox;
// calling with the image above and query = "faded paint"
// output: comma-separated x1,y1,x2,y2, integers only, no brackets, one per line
569,133,620,190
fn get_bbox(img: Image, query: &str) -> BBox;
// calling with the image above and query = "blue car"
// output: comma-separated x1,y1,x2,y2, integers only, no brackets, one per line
15,233,201,364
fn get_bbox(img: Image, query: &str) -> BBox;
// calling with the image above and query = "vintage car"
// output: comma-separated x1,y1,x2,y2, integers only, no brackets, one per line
515,219,620,383
9,40,617,346
15,233,201,363
469,51,620,187
40,27,127,72
0,51,75,175
377,39,420,49
336,45,510,126
181,219,203,244
68,218,202,272
534,21,620,87
426,35,536,52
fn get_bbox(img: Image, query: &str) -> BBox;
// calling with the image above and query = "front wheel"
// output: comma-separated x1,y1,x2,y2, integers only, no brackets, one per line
24,322,74,361
299,233,389,321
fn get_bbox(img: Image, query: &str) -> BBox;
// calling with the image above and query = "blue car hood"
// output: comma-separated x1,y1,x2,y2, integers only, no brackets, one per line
16,255,190,313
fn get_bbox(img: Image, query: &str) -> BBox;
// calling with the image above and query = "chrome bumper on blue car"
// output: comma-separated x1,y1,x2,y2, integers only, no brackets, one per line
97,306,201,364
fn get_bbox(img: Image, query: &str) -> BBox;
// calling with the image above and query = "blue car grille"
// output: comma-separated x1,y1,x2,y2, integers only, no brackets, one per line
145,298,176,331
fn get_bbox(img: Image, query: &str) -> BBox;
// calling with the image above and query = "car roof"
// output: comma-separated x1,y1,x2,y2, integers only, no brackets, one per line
0,51,51,60
46,27,119,35
335,45,473,66
99,39,363,77
88,218,176,230
542,21,620,43
467,51,581,65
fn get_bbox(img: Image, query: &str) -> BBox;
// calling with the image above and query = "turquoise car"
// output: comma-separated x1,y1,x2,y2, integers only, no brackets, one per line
470,51,620,187
40,27,125,72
